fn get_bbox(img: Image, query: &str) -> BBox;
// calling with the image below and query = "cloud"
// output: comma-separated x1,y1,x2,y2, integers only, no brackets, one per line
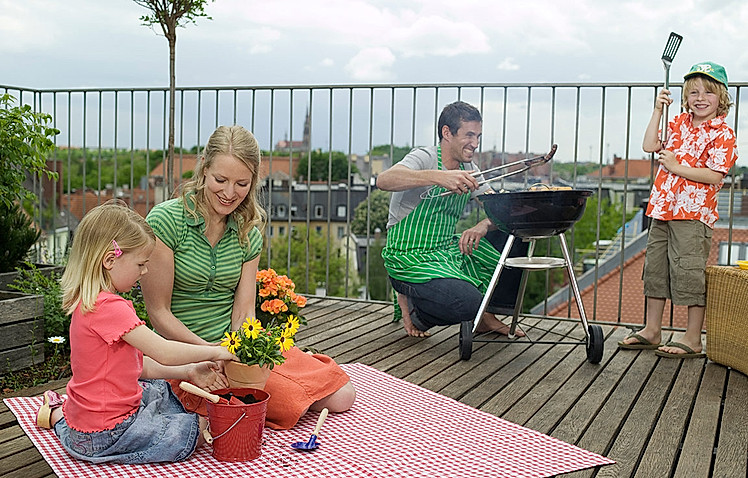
0,1,75,53
321,58,335,67
248,27,282,55
345,47,396,81
497,57,520,71
218,0,489,59
386,15,490,57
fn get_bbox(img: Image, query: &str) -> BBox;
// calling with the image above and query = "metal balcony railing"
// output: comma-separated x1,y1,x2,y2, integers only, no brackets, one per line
4,81,746,328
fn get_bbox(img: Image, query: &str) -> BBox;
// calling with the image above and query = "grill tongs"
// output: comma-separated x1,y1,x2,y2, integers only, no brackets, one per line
434,143,557,197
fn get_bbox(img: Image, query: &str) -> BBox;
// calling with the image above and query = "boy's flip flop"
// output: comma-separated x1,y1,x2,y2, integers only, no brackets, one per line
617,332,661,350
654,342,706,359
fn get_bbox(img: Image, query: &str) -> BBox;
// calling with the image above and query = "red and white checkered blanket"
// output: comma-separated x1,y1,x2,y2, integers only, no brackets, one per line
5,363,613,477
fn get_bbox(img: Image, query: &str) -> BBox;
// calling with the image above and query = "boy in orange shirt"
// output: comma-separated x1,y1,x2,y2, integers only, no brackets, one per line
619,61,738,357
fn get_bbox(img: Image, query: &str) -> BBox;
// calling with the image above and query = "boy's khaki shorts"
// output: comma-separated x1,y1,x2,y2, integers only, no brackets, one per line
642,219,712,306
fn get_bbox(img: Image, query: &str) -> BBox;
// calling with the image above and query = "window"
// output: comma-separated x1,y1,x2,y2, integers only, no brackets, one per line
277,204,287,218
279,226,286,236
337,226,345,238
314,205,324,218
337,205,347,217
291,205,298,217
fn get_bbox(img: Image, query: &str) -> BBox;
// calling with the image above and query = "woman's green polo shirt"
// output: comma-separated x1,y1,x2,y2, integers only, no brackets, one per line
146,197,263,343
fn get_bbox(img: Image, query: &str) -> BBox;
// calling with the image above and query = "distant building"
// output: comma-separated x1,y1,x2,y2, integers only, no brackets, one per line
274,109,311,153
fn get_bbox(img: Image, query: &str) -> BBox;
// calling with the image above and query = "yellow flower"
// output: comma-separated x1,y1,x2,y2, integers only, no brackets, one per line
276,330,295,352
220,331,242,354
241,317,263,340
284,315,300,336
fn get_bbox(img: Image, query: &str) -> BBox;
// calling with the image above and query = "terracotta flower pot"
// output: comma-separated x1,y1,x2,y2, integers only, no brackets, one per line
224,361,271,389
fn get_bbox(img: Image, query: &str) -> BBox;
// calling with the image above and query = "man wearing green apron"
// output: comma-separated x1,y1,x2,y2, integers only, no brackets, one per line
378,101,526,338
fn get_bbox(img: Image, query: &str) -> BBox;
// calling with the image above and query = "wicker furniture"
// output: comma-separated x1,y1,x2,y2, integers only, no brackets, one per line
705,266,748,375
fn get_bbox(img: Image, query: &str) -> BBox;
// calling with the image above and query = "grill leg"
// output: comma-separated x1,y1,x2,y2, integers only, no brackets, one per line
473,234,515,333
557,233,591,337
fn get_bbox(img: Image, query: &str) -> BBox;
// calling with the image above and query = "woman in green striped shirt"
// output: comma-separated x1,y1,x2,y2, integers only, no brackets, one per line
141,125,355,430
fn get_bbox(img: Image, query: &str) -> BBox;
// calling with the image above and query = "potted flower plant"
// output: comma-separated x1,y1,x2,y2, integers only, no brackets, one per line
220,268,308,388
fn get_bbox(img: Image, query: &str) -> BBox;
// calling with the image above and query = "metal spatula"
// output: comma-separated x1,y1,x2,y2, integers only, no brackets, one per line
660,32,683,145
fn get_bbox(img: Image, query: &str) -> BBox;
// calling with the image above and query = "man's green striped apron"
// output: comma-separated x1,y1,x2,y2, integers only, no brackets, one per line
382,148,502,294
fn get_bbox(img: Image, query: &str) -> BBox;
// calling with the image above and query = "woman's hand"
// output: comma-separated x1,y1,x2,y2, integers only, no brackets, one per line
188,361,229,392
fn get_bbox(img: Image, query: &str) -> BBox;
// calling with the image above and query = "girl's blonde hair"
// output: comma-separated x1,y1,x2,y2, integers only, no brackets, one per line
681,75,733,117
178,125,266,243
61,200,155,314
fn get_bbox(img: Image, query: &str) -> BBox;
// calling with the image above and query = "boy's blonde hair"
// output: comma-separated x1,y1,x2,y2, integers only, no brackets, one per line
61,200,155,314
681,75,733,117
178,125,266,243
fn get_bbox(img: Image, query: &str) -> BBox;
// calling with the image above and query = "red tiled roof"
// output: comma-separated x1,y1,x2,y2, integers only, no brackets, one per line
547,227,748,329
61,188,156,221
588,157,654,179
148,154,297,182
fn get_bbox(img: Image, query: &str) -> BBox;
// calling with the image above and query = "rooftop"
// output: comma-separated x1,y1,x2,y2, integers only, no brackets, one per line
2,297,745,477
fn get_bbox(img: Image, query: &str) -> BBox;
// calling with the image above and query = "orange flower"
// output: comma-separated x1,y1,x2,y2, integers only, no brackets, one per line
295,295,307,307
261,298,289,315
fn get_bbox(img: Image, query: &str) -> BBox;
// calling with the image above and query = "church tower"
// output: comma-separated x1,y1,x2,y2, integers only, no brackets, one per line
303,108,311,150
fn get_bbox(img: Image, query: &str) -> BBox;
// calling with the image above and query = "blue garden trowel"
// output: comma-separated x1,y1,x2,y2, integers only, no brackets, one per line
291,408,329,451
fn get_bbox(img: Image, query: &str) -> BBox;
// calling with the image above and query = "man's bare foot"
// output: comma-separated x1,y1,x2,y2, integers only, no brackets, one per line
402,313,430,338
475,313,525,337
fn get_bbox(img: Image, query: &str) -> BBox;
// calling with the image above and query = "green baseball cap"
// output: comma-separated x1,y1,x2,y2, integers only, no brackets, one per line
684,61,728,89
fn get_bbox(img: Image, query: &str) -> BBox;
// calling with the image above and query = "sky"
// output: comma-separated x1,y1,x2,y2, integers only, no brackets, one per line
2,0,747,162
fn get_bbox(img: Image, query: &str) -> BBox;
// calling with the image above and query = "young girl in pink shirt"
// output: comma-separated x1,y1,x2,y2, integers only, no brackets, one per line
36,200,236,464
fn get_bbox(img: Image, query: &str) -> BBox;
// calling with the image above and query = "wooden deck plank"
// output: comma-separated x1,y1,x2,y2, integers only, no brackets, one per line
673,362,726,478
635,357,706,477
2,459,54,478
558,329,655,478
600,348,681,477
472,321,583,414
0,448,52,477
418,317,544,396
1,298,742,478
441,319,572,404
712,369,748,478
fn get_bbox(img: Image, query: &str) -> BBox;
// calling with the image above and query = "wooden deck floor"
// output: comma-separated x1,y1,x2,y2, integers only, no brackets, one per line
2,297,747,477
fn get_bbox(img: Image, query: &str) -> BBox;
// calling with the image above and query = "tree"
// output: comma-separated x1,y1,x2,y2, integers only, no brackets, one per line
351,189,390,236
0,94,58,272
520,195,633,311
296,150,359,182
261,225,358,297
134,0,212,196
365,237,389,301
0,94,58,209
370,144,412,165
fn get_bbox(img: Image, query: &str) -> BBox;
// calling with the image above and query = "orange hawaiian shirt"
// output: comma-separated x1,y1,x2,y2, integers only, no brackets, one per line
646,112,738,228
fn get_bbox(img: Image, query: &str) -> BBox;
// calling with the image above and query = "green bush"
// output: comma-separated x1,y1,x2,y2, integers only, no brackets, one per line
0,203,40,273
9,262,69,343
9,263,151,342
0,93,59,273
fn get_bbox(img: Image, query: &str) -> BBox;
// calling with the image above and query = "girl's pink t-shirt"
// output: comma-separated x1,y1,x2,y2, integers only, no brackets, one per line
63,291,145,432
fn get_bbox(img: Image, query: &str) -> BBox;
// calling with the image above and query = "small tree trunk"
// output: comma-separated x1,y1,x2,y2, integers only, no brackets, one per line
167,34,176,197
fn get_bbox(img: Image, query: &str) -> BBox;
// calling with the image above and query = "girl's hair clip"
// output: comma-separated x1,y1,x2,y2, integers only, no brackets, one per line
112,240,123,258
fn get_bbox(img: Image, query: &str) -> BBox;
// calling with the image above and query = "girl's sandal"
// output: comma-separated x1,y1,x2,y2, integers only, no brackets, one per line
36,390,64,429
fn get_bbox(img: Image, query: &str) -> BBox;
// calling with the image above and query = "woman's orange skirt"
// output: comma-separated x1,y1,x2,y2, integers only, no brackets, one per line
170,347,351,429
